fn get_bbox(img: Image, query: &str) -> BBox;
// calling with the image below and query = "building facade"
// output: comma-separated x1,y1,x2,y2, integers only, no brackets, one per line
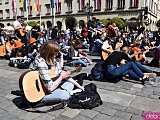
0,0,160,31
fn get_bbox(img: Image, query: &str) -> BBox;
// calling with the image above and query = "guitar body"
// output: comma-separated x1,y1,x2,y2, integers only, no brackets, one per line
18,28,25,37
19,70,56,103
0,45,6,56
102,51,109,60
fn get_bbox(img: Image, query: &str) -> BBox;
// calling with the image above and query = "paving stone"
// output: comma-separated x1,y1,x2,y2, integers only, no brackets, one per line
114,88,126,92
111,104,126,111
124,90,136,95
92,113,112,120
34,114,55,120
149,94,160,100
53,115,71,120
104,86,115,91
125,107,144,115
130,115,143,120
130,96,160,111
0,114,21,120
98,89,136,106
61,108,81,118
130,87,142,92
100,107,117,116
72,115,91,120
80,110,99,118
110,116,125,120
115,111,132,119
132,84,144,88
153,90,160,96
18,112,41,120
135,91,150,97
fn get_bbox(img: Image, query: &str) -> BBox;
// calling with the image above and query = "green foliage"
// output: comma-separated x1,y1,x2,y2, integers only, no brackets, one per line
98,19,111,27
156,19,160,28
28,21,37,27
110,17,126,29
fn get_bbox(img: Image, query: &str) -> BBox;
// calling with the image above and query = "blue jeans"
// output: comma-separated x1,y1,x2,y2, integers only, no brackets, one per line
41,81,74,102
104,61,145,81
71,58,88,67
134,61,152,73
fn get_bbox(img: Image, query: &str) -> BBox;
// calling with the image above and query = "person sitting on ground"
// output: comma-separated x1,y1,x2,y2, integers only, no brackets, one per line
102,50,155,85
29,41,84,106
26,38,38,61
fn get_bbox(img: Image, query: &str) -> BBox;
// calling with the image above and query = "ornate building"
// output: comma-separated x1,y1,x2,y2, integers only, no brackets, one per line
0,0,160,31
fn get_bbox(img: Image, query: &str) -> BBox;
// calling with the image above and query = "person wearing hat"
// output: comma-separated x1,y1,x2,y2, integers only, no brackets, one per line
26,38,38,61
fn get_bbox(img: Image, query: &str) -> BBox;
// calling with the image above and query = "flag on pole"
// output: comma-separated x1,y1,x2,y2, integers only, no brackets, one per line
28,0,31,15
131,0,138,7
20,0,27,11
79,0,84,11
34,0,40,11
12,0,17,17
55,0,60,12
50,0,54,8
95,0,100,10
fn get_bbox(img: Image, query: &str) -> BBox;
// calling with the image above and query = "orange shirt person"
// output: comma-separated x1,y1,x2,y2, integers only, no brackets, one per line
108,23,118,37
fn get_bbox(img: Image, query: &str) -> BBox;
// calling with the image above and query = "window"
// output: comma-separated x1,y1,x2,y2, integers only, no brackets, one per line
5,9,10,18
28,6,32,16
94,0,101,11
0,0,2,5
78,0,85,12
130,0,138,8
105,0,113,10
5,0,9,4
20,7,24,17
55,2,61,13
46,4,51,15
117,0,125,9
0,10,3,19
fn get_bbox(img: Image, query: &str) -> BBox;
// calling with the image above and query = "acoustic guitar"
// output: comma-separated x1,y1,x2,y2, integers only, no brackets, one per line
0,45,6,56
19,66,82,103
102,48,113,60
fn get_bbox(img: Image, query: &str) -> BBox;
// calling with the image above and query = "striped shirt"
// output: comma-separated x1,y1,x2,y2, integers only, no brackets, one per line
29,55,62,89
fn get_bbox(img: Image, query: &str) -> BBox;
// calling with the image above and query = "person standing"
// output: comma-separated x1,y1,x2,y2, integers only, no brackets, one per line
87,17,97,52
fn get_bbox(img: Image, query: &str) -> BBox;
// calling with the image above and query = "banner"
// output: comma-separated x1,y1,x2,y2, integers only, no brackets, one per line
12,0,17,16
50,0,54,8
34,0,40,11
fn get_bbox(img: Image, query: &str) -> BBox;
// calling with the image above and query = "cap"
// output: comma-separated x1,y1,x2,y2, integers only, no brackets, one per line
29,38,37,44
14,41,23,48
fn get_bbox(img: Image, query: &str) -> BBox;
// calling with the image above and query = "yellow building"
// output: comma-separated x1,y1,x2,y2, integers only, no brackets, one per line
0,0,160,31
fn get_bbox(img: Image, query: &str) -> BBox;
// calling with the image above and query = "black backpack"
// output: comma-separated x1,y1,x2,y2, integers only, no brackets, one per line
89,61,104,81
68,83,103,109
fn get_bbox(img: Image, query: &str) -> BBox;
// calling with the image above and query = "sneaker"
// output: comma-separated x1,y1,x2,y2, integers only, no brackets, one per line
143,78,155,85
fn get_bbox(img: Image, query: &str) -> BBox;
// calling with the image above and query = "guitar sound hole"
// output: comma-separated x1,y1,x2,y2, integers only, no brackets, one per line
35,79,40,92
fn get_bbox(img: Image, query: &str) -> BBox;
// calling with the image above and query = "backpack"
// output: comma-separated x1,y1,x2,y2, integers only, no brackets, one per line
68,83,103,109
149,47,159,67
89,61,104,81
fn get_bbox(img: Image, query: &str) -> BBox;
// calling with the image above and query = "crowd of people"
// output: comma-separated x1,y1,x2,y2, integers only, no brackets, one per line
0,15,159,107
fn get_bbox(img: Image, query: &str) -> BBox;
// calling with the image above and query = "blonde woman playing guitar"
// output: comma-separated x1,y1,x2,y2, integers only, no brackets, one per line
27,41,84,105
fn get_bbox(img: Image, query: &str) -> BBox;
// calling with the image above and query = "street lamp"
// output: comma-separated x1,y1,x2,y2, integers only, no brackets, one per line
84,2,93,21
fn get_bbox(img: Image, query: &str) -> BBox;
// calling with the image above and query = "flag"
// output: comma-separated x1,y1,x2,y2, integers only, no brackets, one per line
50,0,54,8
12,0,17,16
131,0,138,7
28,0,31,15
95,0,100,10
34,0,40,11
55,0,60,12
79,0,84,11
21,0,27,11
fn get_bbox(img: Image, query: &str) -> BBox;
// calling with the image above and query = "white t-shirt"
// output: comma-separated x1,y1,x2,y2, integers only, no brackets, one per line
13,21,22,28
102,40,112,49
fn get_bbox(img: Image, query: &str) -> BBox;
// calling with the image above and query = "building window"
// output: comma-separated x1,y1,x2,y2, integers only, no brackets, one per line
66,2,72,13
5,0,9,4
106,0,113,10
28,6,32,16
130,0,138,8
46,4,51,15
55,2,61,13
94,0,101,11
117,0,125,9
5,9,10,18
78,0,85,12
0,10,3,19
0,0,2,5
20,7,24,17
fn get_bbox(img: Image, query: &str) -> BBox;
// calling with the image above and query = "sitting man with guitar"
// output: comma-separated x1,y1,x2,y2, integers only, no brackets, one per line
28,41,84,106
13,16,26,44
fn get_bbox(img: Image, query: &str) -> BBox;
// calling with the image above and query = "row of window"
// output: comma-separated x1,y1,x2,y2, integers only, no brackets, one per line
0,0,157,19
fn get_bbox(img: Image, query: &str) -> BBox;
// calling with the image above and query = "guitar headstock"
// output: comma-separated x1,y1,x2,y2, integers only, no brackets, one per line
75,65,82,72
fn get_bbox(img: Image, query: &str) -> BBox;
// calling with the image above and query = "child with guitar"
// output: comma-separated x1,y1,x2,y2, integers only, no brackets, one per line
29,40,84,105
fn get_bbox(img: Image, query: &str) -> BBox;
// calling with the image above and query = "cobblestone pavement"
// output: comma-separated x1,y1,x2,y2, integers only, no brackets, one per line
0,53,160,120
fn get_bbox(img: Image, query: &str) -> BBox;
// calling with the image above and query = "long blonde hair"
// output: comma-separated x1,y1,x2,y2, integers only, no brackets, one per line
40,40,60,65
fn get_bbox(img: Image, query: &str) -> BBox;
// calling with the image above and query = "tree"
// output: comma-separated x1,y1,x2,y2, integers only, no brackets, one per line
110,17,126,29
28,21,37,27
156,19,160,28
97,19,110,27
